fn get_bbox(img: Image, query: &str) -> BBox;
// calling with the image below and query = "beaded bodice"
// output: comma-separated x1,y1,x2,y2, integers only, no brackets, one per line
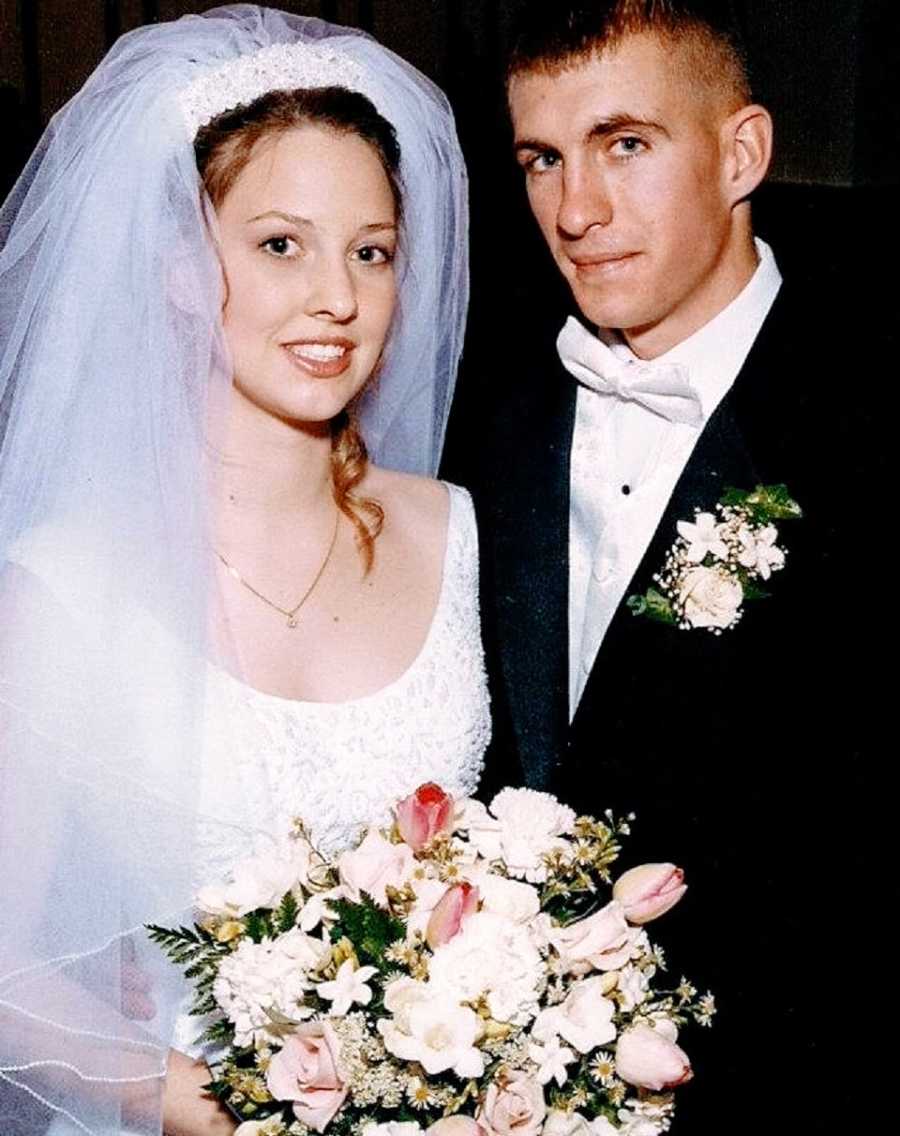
194,483,489,878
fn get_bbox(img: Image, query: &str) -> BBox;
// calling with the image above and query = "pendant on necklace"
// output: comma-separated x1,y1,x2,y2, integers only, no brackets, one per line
287,615,298,629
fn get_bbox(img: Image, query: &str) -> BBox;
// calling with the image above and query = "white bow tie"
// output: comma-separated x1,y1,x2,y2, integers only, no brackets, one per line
557,316,704,427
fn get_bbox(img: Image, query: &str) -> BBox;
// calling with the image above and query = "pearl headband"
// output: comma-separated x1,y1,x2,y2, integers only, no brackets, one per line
178,41,379,139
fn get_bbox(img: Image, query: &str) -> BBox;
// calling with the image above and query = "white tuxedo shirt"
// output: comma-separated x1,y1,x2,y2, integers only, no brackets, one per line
567,239,782,718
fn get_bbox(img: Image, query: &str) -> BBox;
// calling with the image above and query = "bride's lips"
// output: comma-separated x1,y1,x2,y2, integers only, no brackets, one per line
283,337,356,378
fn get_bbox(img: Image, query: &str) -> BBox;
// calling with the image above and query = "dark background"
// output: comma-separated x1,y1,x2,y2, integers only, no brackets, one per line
1,1,897,369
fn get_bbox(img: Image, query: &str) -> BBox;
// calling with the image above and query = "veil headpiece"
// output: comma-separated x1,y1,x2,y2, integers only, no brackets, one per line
0,6,467,1133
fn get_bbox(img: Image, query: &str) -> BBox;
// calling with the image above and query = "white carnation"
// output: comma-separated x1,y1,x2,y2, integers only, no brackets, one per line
213,927,329,1046
428,911,544,1025
464,868,541,924
466,788,576,883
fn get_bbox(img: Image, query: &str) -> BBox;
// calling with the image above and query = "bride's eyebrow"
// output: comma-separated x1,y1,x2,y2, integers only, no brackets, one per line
359,222,398,235
246,210,312,225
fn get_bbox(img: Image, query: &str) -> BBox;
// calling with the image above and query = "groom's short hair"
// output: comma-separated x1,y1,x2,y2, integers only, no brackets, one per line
507,1,752,110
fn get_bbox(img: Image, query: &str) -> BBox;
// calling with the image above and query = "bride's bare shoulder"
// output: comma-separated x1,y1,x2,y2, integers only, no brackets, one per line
362,467,451,545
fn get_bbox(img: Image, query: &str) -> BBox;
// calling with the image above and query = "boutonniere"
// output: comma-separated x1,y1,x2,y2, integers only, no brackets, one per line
627,484,802,633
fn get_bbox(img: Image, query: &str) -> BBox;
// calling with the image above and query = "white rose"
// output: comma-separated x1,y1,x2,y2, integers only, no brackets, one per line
467,788,575,883
678,565,743,630
197,841,314,917
533,976,616,1054
381,976,432,1030
377,986,484,1078
428,911,543,1024
337,828,416,906
549,901,640,974
479,1072,546,1136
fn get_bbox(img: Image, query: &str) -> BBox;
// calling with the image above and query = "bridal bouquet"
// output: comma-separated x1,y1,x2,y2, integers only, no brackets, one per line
150,785,714,1136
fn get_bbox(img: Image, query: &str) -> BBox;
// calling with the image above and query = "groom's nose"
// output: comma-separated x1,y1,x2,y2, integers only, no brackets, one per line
556,162,613,239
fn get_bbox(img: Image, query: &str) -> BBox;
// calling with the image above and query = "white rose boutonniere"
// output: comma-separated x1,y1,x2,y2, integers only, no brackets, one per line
628,483,801,635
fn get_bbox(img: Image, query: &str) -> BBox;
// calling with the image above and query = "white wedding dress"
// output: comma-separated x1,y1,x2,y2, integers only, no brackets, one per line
193,483,489,876
19,481,489,1134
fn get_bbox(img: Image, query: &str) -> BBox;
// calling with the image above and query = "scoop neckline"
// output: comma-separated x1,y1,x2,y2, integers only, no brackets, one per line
212,482,461,709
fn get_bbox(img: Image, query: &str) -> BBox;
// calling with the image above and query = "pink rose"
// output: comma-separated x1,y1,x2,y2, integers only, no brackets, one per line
428,1119,487,1136
477,1072,546,1136
266,1022,348,1132
426,882,480,949
549,901,640,973
613,863,687,925
615,1024,693,1091
338,828,415,906
395,783,454,851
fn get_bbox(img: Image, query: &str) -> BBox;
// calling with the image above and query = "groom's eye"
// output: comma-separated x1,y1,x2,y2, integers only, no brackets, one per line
610,136,647,158
523,150,561,175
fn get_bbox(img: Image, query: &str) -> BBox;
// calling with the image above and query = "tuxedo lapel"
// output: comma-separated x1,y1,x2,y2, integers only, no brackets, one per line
489,363,575,789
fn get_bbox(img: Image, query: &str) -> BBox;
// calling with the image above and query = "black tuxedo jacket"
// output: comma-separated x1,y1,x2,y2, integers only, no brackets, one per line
444,275,888,1134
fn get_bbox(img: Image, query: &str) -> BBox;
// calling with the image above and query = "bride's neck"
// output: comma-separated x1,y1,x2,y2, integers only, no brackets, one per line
207,398,335,526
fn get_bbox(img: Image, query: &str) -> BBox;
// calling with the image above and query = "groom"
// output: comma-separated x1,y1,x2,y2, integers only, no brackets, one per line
447,2,883,1132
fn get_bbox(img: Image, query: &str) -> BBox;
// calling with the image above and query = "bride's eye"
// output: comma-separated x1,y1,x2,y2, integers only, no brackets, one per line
353,244,394,266
260,235,300,258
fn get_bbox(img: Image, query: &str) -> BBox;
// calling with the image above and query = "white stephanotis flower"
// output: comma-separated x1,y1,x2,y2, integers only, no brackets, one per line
676,512,728,563
614,965,651,1013
427,910,544,1025
298,887,341,933
213,927,328,1046
315,958,378,1016
529,1034,576,1087
377,980,484,1078
465,788,576,883
543,1110,617,1136
616,1099,674,1136
737,523,785,580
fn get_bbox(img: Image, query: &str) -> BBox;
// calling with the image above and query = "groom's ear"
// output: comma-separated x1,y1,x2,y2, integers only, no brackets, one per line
720,104,773,205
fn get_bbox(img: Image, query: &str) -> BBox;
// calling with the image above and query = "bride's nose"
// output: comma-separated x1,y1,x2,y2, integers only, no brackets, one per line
304,252,358,323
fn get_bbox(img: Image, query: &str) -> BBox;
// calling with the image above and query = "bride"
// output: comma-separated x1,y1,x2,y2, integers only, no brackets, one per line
0,6,487,1134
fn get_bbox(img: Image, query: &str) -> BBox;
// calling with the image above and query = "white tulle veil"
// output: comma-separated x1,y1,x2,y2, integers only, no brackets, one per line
0,5,468,1132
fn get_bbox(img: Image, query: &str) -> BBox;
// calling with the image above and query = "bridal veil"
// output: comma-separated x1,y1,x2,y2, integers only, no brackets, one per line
0,6,468,1131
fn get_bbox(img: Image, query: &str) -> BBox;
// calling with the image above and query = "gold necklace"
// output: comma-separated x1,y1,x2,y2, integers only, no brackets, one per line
215,509,340,629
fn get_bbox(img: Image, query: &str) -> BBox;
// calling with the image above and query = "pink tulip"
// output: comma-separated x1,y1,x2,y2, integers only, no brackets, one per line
615,1024,693,1091
425,882,480,948
395,782,454,851
613,863,687,924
